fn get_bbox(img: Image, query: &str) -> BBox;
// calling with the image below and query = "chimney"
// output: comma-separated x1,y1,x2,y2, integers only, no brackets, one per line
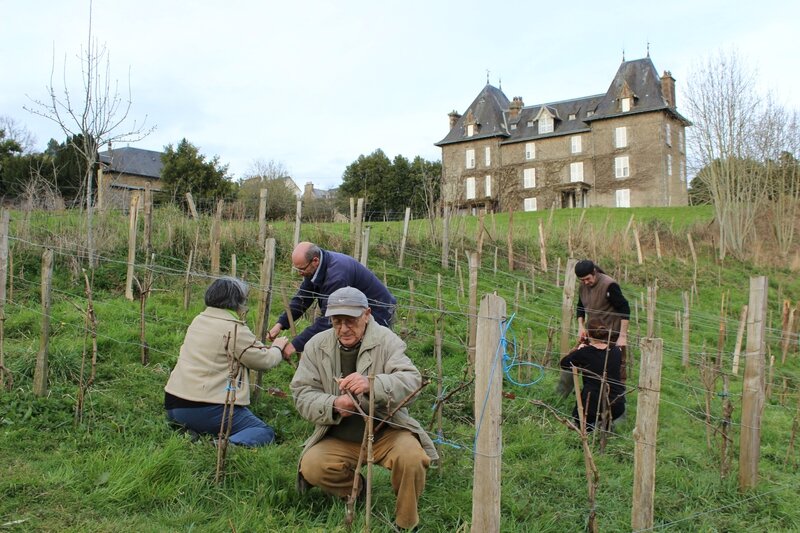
661,70,676,108
304,182,314,199
509,96,524,118
448,110,462,130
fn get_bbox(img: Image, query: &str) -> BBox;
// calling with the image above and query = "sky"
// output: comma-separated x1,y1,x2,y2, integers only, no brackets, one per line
2,0,798,190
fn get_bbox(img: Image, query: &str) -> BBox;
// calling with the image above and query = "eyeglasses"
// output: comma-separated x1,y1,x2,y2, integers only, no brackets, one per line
292,257,316,273
331,315,363,330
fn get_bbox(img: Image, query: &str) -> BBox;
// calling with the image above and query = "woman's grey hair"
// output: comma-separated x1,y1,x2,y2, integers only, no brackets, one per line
205,277,249,312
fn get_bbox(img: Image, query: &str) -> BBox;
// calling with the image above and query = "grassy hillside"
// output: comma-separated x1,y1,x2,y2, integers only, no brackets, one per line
1,204,799,532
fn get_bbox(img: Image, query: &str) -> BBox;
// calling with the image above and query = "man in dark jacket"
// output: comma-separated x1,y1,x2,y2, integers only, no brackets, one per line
268,242,396,356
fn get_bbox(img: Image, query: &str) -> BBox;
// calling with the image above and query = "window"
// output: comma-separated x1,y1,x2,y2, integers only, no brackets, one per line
665,122,672,146
523,168,536,188
466,149,475,169
667,154,673,176
538,115,553,134
615,126,627,148
484,175,492,197
510,123,517,130
570,162,584,182
571,135,582,154
680,159,686,182
525,142,535,160
615,189,630,208
615,156,630,178
484,146,491,166
679,130,684,153
586,110,595,117
465,177,476,200
621,97,631,112
524,197,538,211
568,113,576,120
527,120,534,127
467,124,474,137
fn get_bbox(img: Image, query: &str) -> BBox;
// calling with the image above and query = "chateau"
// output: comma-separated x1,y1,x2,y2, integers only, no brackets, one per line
435,56,691,212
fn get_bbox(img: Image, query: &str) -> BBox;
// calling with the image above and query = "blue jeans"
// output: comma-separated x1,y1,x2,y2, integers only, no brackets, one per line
167,405,276,447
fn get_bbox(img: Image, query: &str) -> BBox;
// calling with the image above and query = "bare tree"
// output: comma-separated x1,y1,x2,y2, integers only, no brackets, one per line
685,49,798,261
26,1,152,266
0,116,37,154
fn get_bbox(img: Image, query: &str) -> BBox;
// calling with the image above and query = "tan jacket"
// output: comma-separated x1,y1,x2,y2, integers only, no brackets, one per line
290,317,438,490
165,307,283,406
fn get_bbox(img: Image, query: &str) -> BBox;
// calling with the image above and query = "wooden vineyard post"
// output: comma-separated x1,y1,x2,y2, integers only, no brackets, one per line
293,199,302,248
633,227,643,264
258,188,268,249
253,238,276,401
476,210,485,262
471,293,506,533
210,200,223,276
349,197,355,243
739,276,768,491
781,302,795,364
353,198,364,260
33,249,54,397
434,274,444,457
682,291,690,368
183,249,194,311
125,194,140,301
687,232,698,296
441,203,450,269
557,259,578,396
646,286,657,338
631,337,664,531
398,207,411,268
142,183,153,257
538,219,547,273
468,252,479,367
185,192,199,220
360,226,370,266
654,229,662,260
507,209,514,271
230,254,237,277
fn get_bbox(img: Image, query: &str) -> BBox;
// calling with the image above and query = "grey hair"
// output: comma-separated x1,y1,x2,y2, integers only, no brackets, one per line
304,244,322,262
205,276,249,312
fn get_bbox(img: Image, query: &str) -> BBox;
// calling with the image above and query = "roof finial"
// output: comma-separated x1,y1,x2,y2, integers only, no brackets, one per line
499,76,502,91
646,40,651,57
486,69,490,85
622,48,625,62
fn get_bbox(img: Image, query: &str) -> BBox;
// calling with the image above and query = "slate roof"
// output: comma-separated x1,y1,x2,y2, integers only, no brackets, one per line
435,84,510,146
99,147,163,179
436,57,690,147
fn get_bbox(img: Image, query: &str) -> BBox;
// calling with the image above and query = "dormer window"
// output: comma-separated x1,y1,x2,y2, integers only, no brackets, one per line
510,123,517,130
621,97,631,112
568,113,576,121
586,110,595,117
538,115,553,134
527,120,534,127
467,124,474,137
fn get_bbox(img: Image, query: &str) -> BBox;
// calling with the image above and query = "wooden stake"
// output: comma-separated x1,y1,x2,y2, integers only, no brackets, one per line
538,219,547,273
739,276,768,491
354,198,364,260
634,227,643,264
732,305,748,376
293,199,302,248
33,249,54,397
258,188,268,249
556,258,578,397
398,207,411,268
183,248,194,311
441,204,450,269
507,209,515,270
471,293,506,533
631,338,664,531
360,226,370,266
210,200,223,276
654,230,662,260
682,291,690,368
185,192,199,220
0,210,9,390
468,252,478,366
125,194,139,301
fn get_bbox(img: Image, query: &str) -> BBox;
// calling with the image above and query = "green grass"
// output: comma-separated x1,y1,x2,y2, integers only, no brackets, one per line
1,204,799,532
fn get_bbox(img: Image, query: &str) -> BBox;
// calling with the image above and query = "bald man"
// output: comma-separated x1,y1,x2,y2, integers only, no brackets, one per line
268,242,397,356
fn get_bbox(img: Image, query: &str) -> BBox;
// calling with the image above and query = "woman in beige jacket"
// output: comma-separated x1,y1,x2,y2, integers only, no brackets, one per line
164,277,290,446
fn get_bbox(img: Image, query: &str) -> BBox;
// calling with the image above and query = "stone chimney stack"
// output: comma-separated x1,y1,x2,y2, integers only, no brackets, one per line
661,70,676,108
509,96,524,118
448,110,462,130
304,182,314,199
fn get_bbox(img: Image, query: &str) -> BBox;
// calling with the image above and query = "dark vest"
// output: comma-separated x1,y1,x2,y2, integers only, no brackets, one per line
579,273,622,335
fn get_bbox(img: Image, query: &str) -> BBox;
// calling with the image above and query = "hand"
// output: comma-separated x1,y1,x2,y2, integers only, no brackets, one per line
267,324,283,342
578,328,588,343
338,372,370,396
333,394,357,418
616,333,627,347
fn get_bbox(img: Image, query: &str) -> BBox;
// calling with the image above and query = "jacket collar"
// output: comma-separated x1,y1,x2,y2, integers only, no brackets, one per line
200,306,245,324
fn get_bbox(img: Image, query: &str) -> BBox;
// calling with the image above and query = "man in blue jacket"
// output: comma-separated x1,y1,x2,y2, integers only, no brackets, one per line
268,242,397,356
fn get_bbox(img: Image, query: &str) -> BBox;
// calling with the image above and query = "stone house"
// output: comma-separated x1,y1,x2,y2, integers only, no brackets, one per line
98,146,163,209
435,56,691,213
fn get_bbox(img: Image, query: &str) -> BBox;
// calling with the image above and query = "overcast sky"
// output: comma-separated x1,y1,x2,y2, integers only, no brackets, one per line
2,0,798,189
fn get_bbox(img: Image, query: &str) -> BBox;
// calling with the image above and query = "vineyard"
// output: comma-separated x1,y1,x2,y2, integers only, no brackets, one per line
1,202,799,532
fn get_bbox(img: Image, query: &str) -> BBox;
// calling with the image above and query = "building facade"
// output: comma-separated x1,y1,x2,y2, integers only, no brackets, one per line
436,57,691,213
98,146,163,208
